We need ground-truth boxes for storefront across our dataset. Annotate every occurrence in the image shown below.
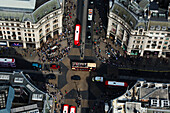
[130,50,139,56]
[26,43,35,48]
[10,42,23,47]
[143,51,159,57]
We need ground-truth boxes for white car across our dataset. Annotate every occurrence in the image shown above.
[92,76,103,82]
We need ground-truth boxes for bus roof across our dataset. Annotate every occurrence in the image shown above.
[87,63,96,67]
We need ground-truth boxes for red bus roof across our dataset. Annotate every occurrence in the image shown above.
[70,106,76,113]
[74,24,81,46]
[63,104,69,113]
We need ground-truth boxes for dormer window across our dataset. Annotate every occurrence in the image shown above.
[130,21,133,26]
[115,9,119,14]
[123,14,127,19]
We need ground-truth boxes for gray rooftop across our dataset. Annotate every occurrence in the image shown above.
[0,0,36,12]
[111,1,138,28]
[0,0,61,23]
[139,88,169,100]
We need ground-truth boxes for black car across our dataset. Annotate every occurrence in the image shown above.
[89,0,94,5]
[46,74,56,79]
[71,75,81,80]
[87,32,91,39]
[87,21,91,28]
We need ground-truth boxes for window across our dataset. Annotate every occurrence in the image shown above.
[17,28,20,31]
[33,38,35,42]
[12,28,15,30]
[7,31,10,34]
[150,32,153,34]
[166,38,169,40]
[16,24,19,27]
[140,45,142,48]
[160,37,163,40]
[33,34,35,37]
[149,37,152,39]
[157,46,161,49]
[164,42,168,45]
[133,40,135,43]
[156,33,159,35]
[18,32,21,35]
[148,41,151,43]
[146,45,150,48]
[159,41,162,44]
[13,37,16,40]
[29,38,31,42]
[25,33,27,36]
[8,36,11,39]
[25,38,27,41]
[161,33,165,35]
[11,23,14,26]
[32,30,34,32]
[53,19,58,24]
[6,23,9,26]
[138,37,141,39]
[137,41,140,43]
[154,37,158,39]
[134,37,136,39]
[18,36,21,40]
[142,41,143,43]
[163,46,167,49]
[39,29,42,33]
[28,34,31,36]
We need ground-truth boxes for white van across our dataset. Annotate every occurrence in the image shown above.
[92,76,103,82]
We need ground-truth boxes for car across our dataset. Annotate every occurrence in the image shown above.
[71,75,81,80]
[89,0,94,5]
[105,103,109,112]
[87,32,91,39]
[32,62,42,69]
[92,76,103,82]
[87,21,91,28]
[46,74,56,79]
[50,64,60,69]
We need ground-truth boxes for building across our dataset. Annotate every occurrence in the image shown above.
[0,71,51,113]
[107,0,170,57]
[111,80,170,113]
[0,0,63,49]
[0,86,14,113]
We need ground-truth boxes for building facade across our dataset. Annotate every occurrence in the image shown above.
[111,80,170,113]
[107,0,170,57]
[0,0,63,49]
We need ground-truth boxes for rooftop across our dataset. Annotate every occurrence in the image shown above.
[111,1,138,28]
[0,0,61,23]
[139,88,169,100]
[0,0,36,12]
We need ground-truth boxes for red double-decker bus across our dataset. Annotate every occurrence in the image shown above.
[74,24,81,46]
[63,104,69,113]
[71,62,96,71]
[70,106,76,113]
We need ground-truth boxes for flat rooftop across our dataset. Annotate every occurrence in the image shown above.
[0,0,36,10]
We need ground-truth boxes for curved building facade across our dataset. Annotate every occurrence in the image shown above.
[0,0,63,48]
[107,0,170,57]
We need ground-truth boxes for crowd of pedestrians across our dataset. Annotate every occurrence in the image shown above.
[46,82,64,112]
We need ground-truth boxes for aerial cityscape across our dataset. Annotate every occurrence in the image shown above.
[0,0,170,113]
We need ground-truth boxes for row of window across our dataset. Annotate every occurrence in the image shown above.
[150,32,167,35]
[1,23,20,27]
